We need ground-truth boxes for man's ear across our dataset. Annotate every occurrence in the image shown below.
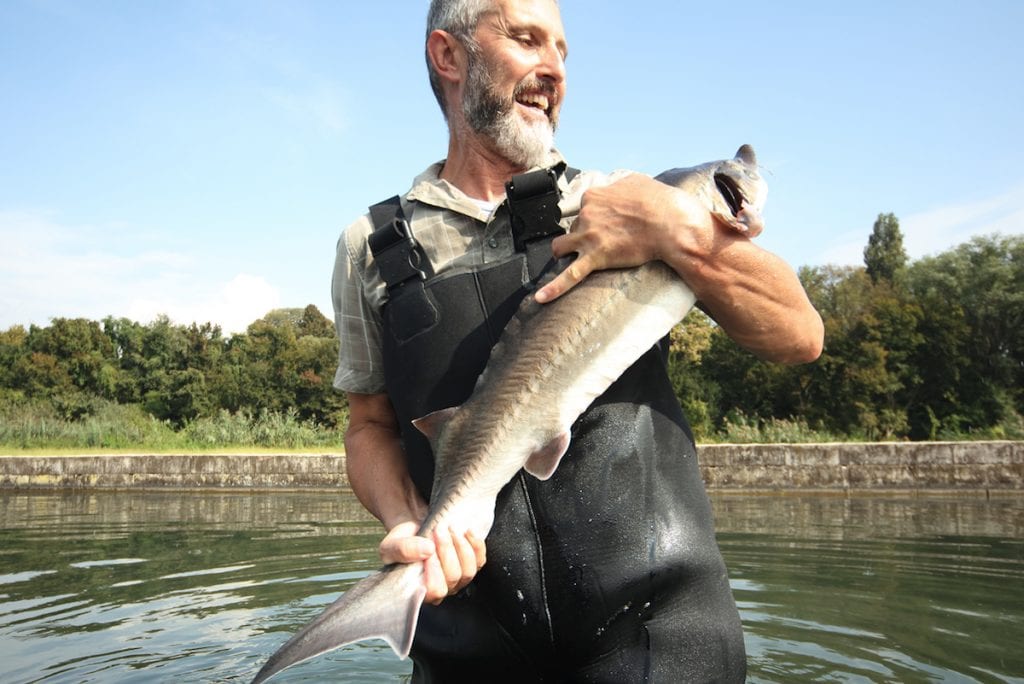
[426,30,466,87]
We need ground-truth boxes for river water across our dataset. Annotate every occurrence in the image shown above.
[1,490,1021,682]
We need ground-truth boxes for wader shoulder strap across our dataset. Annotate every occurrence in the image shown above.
[367,195,438,338]
[369,162,580,288]
[506,163,580,276]
[367,195,434,291]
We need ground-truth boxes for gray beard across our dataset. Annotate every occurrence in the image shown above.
[462,55,556,169]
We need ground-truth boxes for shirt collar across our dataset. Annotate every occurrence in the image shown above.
[406,151,569,222]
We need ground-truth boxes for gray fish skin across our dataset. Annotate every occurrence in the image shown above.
[250,146,766,683]
[655,143,767,237]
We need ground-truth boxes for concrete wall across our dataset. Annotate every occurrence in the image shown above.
[699,441,1022,491]
[0,454,349,489]
[0,441,1021,490]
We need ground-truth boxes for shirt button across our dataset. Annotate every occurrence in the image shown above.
[487,238,499,248]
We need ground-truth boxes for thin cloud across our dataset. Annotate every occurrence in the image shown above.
[901,184,1024,259]
[202,21,349,137]
[811,182,1024,266]
[262,83,347,135]
[128,273,281,334]
[0,210,280,333]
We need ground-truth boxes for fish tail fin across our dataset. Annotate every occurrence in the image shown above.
[251,562,425,683]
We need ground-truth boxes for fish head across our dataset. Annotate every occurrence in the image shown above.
[655,144,768,237]
[711,144,767,236]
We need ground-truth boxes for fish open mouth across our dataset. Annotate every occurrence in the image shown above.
[714,173,745,216]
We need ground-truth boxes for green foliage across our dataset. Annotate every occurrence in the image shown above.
[0,305,348,450]
[666,310,719,439]
[906,235,1023,433]
[180,408,343,449]
[1,228,1021,448]
[864,212,907,283]
[0,398,342,451]
[0,397,177,449]
[664,228,1022,443]
[713,411,843,444]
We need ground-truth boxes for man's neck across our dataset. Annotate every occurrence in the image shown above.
[438,126,527,202]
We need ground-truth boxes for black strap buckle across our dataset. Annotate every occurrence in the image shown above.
[368,196,433,290]
[507,162,567,253]
[369,217,429,287]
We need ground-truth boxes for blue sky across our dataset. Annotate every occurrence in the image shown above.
[2,0,1022,333]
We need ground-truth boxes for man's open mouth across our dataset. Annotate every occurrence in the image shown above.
[513,79,557,121]
[517,92,550,116]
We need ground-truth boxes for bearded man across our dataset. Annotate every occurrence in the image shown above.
[331,0,823,681]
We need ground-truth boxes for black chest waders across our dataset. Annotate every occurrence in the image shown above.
[368,166,746,683]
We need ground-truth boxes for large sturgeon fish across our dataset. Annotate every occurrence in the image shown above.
[251,145,767,683]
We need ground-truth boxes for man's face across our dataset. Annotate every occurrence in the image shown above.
[461,0,567,169]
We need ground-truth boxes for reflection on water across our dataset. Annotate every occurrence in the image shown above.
[715,496,1024,683]
[0,490,1021,682]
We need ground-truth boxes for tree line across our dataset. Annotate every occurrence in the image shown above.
[0,305,347,446]
[0,219,1021,445]
[671,218,1022,441]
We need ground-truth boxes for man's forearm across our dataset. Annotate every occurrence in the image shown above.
[345,393,428,531]
[666,217,824,365]
[544,175,823,365]
[344,392,486,601]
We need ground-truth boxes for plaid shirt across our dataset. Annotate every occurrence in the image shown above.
[331,158,627,394]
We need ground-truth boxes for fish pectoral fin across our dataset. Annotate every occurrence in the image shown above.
[523,432,571,480]
[251,562,426,683]
[412,407,459,442]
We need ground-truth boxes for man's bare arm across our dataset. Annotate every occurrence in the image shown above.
[538,174,823,364]
[345,392,428,530]
[345,392,486,603]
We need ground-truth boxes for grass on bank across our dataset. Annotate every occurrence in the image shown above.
[1,399,1020,453]
[0,400,343,452]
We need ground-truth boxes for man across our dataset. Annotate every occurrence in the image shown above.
[332,0,823,680]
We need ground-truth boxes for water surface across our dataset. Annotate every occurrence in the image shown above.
[1,491,1021,682]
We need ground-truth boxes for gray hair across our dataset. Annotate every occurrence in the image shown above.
[425,0,493,118]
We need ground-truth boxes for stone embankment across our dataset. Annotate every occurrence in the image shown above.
[699,441,1021,491]
[0,441,1020,491]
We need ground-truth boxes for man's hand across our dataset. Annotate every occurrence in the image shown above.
[536,174,716,303]
[379,521,487,605]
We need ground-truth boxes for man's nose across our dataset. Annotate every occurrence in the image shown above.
[537,42,566,84]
